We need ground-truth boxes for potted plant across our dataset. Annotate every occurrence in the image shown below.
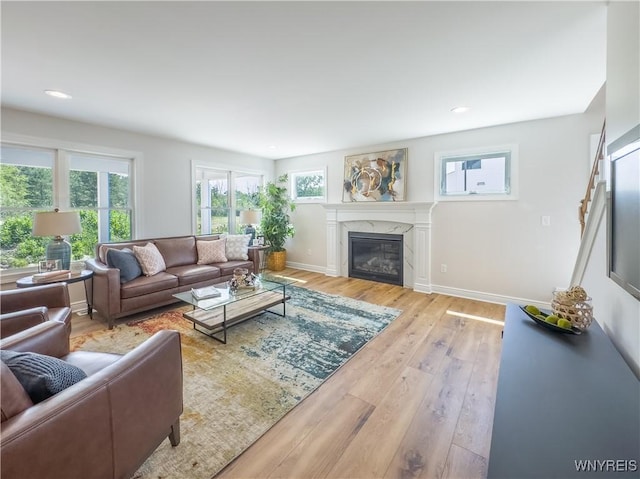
[259,174,295,271]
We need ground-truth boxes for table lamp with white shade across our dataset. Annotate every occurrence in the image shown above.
[32,209,82,270]
[239,209,260,241]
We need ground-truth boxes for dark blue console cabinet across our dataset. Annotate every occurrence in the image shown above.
[488,303,639,478]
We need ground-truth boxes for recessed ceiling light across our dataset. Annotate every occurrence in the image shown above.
[451,106,470,113]
[268,145,277,150]
[44,89,72,99]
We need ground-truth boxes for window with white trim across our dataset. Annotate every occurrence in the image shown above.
[1,143,134,271]
[290,168,326,203]
[435,145,518,201]
[194,167,262,235]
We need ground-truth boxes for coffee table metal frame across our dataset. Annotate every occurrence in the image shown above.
[173,275,292,344]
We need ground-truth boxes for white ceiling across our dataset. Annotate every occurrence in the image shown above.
[1,1,607,160]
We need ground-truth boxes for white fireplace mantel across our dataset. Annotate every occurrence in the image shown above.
[322,202,436,293]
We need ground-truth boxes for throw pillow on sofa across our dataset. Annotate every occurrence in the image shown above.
[222,234,251,260]
[196,238,227,264]
[107,248,142,283]
[133,242,166,276]
[0,350,87,404]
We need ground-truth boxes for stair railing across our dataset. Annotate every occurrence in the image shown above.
[579,120,606,237]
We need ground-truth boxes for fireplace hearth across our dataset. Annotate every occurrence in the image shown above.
[348,232,403,286]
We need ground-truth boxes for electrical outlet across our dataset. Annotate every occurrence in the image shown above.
[307,249,312,256]
[441,264,447,273]
[541,215,551,227]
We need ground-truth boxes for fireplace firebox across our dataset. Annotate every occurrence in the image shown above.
[348,232,403,286]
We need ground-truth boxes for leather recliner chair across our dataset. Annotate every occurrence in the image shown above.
[0,283,72,339]
[0,318,183,479]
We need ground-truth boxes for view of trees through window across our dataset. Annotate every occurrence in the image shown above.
[195,168,262,235]
[1,144,133,270]
[291,170,325,201]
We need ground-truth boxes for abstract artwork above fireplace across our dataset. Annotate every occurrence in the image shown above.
[342,148,407,202]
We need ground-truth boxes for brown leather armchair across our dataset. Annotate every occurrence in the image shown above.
[0,319,183,479]
[0,283,72,339]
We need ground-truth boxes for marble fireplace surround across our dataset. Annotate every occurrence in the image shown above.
[322,202,436,293]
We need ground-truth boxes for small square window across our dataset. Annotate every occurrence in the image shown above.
[290,168,327,203]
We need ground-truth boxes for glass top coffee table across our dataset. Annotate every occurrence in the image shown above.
[173,274,293,344]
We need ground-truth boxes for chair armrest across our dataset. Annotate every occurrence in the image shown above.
[0,330,183,479]
[93,330,183,477]
[0,307,48,339]
[0,283,70,314]
[85,258,122,322]
[0,321,70,358]
[0,371,116,478]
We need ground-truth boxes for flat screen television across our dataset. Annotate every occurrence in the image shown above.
[607,124,640,300]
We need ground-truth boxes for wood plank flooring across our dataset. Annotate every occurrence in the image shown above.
[70,269,505,479]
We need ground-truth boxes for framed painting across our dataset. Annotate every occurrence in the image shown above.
[343,148,407,202]
[39,259,61,273]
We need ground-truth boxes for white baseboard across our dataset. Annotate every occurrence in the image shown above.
[431,284,551,310]
[70,300,90,316]
[285,264,550,310]
[284,261,327,274]
[413,282,433,294]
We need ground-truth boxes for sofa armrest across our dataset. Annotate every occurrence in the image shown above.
[0,321,70,358]
[85,258,122,326]
[0,283,70,314]
[247,247,260,274]
[0,307,48,339]
[0,330,183,479]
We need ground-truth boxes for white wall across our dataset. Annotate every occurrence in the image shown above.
[1,107,273,238]
[581,210,639,378]
[605,2,640,146]
[1,107,273,307]
[580,1,640,378]
[277,110,603,306]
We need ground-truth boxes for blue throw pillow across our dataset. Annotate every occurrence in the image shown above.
[107,248,142,283]
[0,350,87,404]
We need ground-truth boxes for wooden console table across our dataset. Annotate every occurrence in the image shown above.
[488,303,639,478]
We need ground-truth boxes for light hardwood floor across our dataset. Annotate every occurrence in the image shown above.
[71,269,506,479]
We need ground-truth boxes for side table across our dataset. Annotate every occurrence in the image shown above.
[16,269,94,319]
[248,245,270,273]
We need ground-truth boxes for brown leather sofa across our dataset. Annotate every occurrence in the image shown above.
[0,319,183,479]
[86,234,259,329]
[0,283,72,339]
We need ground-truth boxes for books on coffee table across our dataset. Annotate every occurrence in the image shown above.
[191,286,222,300]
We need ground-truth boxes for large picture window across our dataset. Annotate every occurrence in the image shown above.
[1,142,134,271]
[69,153,133,252]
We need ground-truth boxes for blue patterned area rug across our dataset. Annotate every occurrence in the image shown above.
[71,285,401,479]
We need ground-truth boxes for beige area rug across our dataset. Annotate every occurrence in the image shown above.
[71,285,401,479]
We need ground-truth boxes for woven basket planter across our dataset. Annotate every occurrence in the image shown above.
[266,250,287,271]
[551,289,594,331]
